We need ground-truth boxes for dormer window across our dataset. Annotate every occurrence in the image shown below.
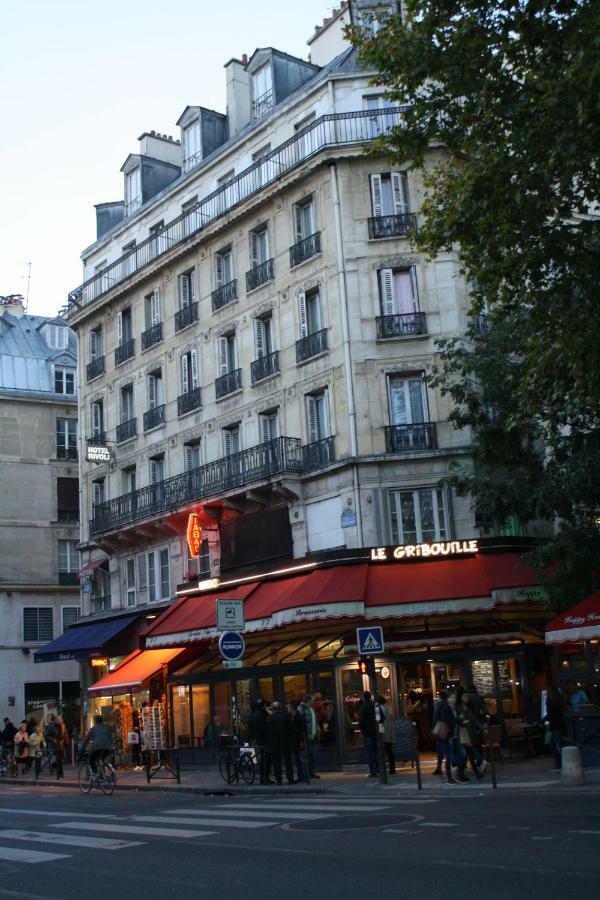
[125,168,142,216]
[44,323,68,350]
[183,120,202,172]
[252,65,273,119]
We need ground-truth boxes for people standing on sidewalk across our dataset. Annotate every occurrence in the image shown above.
[1,718,17,748]
[376,695,396,775]
[465,683,488,722]
[28,725,45,780]
[544,686,566,770]
[432,691,449,776]
[457,694,487,780]
[14,722,30,775]
[438,692,467,784]
[566,680,589,712]
[289,701,306,782]
[265,701,294,785]
[54,714,68,779]
[358,691,379,777]
[299,695,320,779]
[249,699,271,784]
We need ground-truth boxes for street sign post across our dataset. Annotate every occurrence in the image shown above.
[356,626,385,655]
[216,598,245,632]
[218,631,245,662]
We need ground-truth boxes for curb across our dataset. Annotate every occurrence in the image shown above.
[0,777,334,797]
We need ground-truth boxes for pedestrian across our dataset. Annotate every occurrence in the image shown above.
[439,692,466,785]
[358,690,379,777]
[376,695,396,775]
[265,701,294,785]
[457,694,487,779]
[130,709,143,770]
[249,699,271,784]
[566,680,589,712]
[1,717,17,748]
[54,714,68,779]
[289,701,306,782]
[14,722,30,775]
[431,691,449,776]
[544,686,566,770]
[465,683,488,722]
[44,714,61,776]
[299,695,320,779]
[203,715,227,749]
[28,725,45,780]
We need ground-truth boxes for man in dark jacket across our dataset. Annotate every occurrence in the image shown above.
[290,701,307,782]
[248,699,271,784]
[81,716,114,773]
[265,701,294,785]
[1,718,17,747]
[358,691,379,777]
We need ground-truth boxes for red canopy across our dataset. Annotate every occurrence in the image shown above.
[87,648,184,696]
[545,590,600,645]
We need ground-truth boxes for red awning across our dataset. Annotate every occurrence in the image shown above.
[545,590,600,645]
[78,557,109,579]
[87,648,183,696]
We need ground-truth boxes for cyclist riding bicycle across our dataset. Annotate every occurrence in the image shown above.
[81,715,114,773]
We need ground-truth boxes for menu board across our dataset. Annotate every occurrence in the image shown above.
[142,703,166,750]
[471,660,495,697]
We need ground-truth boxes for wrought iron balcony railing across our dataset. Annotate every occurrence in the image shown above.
[143,405,166,431]
[470,314,489,336]
[115,338,135,366]
[175,302,199,332]
[302,436,335,472]
[368,213,417,239]
[212,279,237,311]
[59,572,79,586]
[296,328,328,363]
[385,423,437,453]
[246,259,274,293]
[57,447,78,461]
[90,436,304,535]
[376,312,427,339]
[215,368,242,399]
[88,432,107,446]
[67,106,407,316]
[90,595,112,613]
[116,417,137,443]
[86,356,105,381]
[290,231,321,268]
[251,350,279,384]
[252,89,274,119]
[178,387,202,416]
[57,510,79,523]
[141,322,163,351]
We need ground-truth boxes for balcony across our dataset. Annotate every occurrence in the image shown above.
[143,405,166,431]
[116,417,137,443]
[178,387,202,416]
[57,447,78,461]
[175,302,199,332]
[141,322,163,351]
[376,312,427,339]
[86,356,105,382]
[90,436,304,535]
[88,432,107,446]
[246,259,274,293]
[212,279,237,312]
[67,106,408,316]
[252,89,273,119]
[302,436,335,472]
[296,328,328,363]
[58,572,78,586]
[368,213,417,240]
[290,231,321,268]
[470,314,489,336]
[115,338,135,366]
[385,423,437,453]
[251,351,279,384]
[215,368,242,399]
[57,510,79,524]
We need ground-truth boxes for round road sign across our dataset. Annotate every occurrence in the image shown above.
[218,631,245,661]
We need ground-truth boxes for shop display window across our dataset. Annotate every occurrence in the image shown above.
[173,686,191,748]
[283,674,307,704]
[192,685,210,746]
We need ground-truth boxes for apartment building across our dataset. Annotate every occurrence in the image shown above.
[0,295,80,723]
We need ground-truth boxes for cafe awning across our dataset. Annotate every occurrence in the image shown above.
[545,590,600,645]
[87,648,184,696]
[34,614,139,663]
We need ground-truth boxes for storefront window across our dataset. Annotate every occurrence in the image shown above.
[376,664,393,708]
[497,657,523,716]
[559,649,588,672]
[308,672,337,749]
[235,680,253,742]
[341,668,365,750]
[257,677,274,703]
[283,674,307,704]
[192,685,209,746]
[172,686,191,748]
[213,682,232,739]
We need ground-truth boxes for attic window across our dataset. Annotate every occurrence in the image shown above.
[252,65,273,119]
[45,323,68,350]
[183,120,202,172]
[125,168,142,216]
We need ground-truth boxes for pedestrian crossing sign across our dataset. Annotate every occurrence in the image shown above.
[356,626,384,655]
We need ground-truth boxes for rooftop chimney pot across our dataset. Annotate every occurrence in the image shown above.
[241,52,248,64]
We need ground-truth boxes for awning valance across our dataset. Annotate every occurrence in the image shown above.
[78,557,109,579]
[87,648,184,696]
[545,590,600,645]
[34,614,139,663]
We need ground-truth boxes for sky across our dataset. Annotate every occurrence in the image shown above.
[0,0,339,318]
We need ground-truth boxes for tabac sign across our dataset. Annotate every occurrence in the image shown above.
[186,513,203,558]
[370,539,479,562]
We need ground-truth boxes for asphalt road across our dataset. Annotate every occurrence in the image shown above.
[0,782,597,900]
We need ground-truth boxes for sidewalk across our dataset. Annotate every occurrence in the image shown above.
[2,756,599,796]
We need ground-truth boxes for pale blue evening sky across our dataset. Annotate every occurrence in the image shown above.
[0,0,339,317]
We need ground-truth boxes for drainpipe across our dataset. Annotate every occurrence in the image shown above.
[329,161,364,547]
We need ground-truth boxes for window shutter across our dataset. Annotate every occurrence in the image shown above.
[409,267,419,310]
[189,270,196,303]
[370,174,383,217]
[294,204,304,241]
[392,172,409,215]
[137,553,147,590]
[180,274,190,309]
[184,444,195,471]
[92,402,102,435]
[250,231,258,268]
[90,330,98,359]
[380,268,395,316]
[254,318,265,358]
[321,389,330,438]
[259,415,271,444]
[150,458,160,483]
[147,374,157,410]
[306,395,318,443]
[298,291,308,338]
[215,253,224,287]
[190,349,199,389]
[151,289,161,325]
[223,429,232,456]
[218,336,229,376]
[117,311,123,347]
[181,354,190,394]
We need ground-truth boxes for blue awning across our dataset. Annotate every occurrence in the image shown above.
[34,615,139,663]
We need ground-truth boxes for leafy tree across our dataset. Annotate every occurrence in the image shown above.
[349,0,600,608]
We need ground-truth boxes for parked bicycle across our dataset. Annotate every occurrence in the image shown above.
[37,748,57,777]
[218,742,257,785]
[78,751,116,795]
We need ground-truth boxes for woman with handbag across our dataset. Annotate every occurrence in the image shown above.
[431,691,449,776]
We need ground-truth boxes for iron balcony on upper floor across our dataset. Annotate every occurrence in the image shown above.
[290,231,321,268]
[175,302,199,332]
[212,279,238,312]
[116,417,137,443]
[251,350,279,384]
[66,106,408,316]
[384,422,437,453]
[141,322,163,351]
[368,213,417,240]
[246,259,274,293]
[86,356,105,382]
[296,328,328,363]
[376,312,427,339]
[115,338,135,366]
[178,386,202,416]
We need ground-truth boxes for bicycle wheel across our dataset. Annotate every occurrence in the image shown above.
[240,756,256,785]
[218,752,235,784]
[79,763,93,793]
[98,764,116,796]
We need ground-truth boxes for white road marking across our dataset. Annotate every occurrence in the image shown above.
[455,833,479,838]
[0,829,141,850]
[131,815,277,829]
[531,837,553,841]
[418,822,457,827]
[52,821,215,838]
[0,808,114,819]
[0,846,69,863]
[569,830,600,835]
[161,809,328,821]
[213,802,387,812]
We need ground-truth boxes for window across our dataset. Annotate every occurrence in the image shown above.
[183,120,202,171]
[54,367,75,395]
[249,225,269,267]
[217,333,237,376]
[122,240,137,276]
[388,374,426,426]
[186,541,210,579]
[91,399,104,437]
[215,247,234,286]
[89,326,103,360]
[389,488,448,544]
[182,195,201,237]
[254,314,274,359]
[56,419,77,460]
[58,540,79,574]
[306,390,330,443]
[365,95,396,137]
[125,557,137,607]
[62,607,79,632]
[123,466,136,493]
[92,477,105,506]
[120,384,134,422]
[379,268,419,316]
[295,113,317,160]
[23,608,53,643]
[125,168,142,215]
[149,454,165,484]
[298,287,323,337]
[370,172,409,218]
[184,440,201,471]
[147,370,164,409]
[252,145,272,189]
[57,477,79,523]
[45,324,68,350]
[252,65,273,118]
[294,197,316,243]
[259,409,279,443]
[117,307,133,346]
[179,269,196,309]
[149,220,167,257]
[147,548,170,603]
[144,289,161,329]
[180,349,200,395]
[223,424,241,456]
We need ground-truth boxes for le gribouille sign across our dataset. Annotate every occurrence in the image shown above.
[370,539,479,562]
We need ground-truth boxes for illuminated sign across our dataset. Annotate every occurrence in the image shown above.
[90,656,109,668]
[86,445,111,463]
[370,539,479,562]
[186,513,203,558]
